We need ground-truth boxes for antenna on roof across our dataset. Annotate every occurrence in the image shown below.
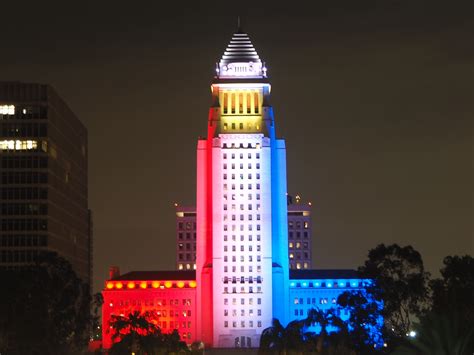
[237,15,242,32]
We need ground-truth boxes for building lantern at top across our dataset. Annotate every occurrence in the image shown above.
[216,29,267,79]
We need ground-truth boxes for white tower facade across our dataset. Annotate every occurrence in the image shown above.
[196,29,290,348]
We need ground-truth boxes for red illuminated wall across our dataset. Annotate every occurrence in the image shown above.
[102,279,197,349]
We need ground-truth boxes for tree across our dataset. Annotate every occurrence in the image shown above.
[430,255,474,324]
[110,311,189,354]
[337,290,384,353]
[259,318,307,354]
[0,252,93,354]
[359,244,430,338]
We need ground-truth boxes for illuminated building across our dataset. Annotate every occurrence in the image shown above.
[175,205,196,271]
[102,268,196,349]
[102,27,382,349]
[0,82,92,285]
[287,195,313,270]
[175,198,312,271]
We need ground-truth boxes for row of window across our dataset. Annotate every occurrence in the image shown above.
[1,123,48,137]
[155,309,192,317]
[177,243,195,251]
[290,262,310,269]
[155,321,192,330]
[224,203,261,211]
[0,106,47,120]
[1,156,48,169]
[224,309,261,317]
[177,263,196,270]
[177,253,195,261]
[223,193,260,201]
[289,231,310,239]
[223,122,261,131]
[223,276,263,284]
[223,183,261,191]
[223,255,262,262]
[224,320,262,328]
[223,173,260,180]
[0,219,48,231]
[289,252,310,260]
[1,172,48,184]
[177,222,195,231]
[0,234,48,247]
[289,242,309,249]
[223,214,261,221]
[0,249,42,263]
[224,297,261,305]
[288,221,309,229]
[223,244,261,252]
[223,234,261,242]
[111,298,192,307]
[224,265,262,273]
[221,142,261,149]
[294,297,337,305]
[0,187,48,200]
[177,232,196,240]
[223,163,260,170]
[223,286,262,294]
[1,203,48,215]
[223,152,260,160]
[223,224,261,232]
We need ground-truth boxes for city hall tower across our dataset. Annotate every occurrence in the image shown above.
[196,28,290,347]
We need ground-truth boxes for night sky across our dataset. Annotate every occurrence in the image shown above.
[1,1,472,293]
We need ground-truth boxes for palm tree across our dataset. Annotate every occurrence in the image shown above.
[259,318,307,354]
[305,308,335,353]
[109,310,161,354]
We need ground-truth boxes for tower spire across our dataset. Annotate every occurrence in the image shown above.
[237,15,242,33]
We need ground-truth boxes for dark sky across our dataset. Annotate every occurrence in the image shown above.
[2,1,472,293]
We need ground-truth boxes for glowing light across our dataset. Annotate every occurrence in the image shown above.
[109,303,113,307]
[177,281,185,288]
[152,281,160,288]
[127,282,135,289]
[164,281,173,288]
[106,282,114,289]
[0,140,38,151]
[0,105,15,115]
[189,281,197,288]
[115,282,123,289]
[302,282,307,287]
[308,202,312,206]
[139,282,147,289]
[408,331,417,338]
[315,282,320,287]
[327,282,332,288]
[290,282,296,287]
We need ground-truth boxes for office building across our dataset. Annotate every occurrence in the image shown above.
[0,82,92,285]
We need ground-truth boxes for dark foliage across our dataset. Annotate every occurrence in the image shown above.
[337,290,384,353]
[358,244,430,338]
[109,311,189,354]
[430,255,474,325]
[0,252,93,355]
